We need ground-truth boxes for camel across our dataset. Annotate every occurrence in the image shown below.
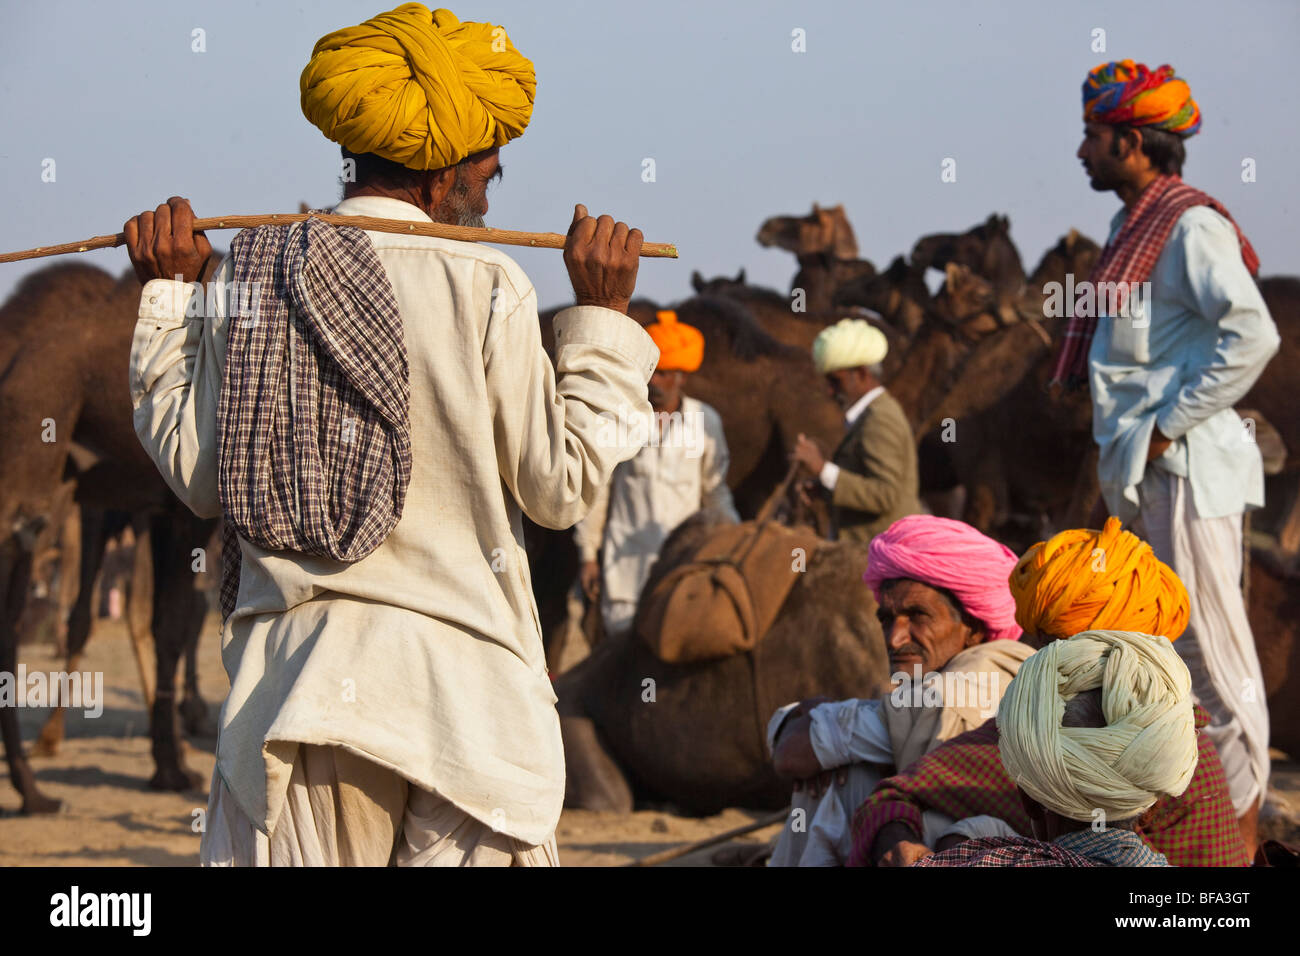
[555,510,889,813]
[0,262,217,813]
[833,254,933,342]
[755,204,877,313]
[910,213,1027,320]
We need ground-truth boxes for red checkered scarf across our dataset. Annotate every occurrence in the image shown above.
[1050,174,1260,389]
[912,836,1100,867]
[847,707,1250,867]
[217,218,412,619]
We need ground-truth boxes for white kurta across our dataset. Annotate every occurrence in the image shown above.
[572,394,737,634]
[766,638,1033,866]
[128,195,659,848]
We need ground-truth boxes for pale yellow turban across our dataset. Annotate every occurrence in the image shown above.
[998,630,1198,823]
[300,4,536,171]
[812,318,888,375]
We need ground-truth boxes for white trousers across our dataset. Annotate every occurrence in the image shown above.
[199,744,559,867]
[1134,468,1270,814]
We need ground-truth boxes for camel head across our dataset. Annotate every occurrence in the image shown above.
[690,268,747,296]
[911,214,1025,290]
[757,204,858,260]
[929,263,1003,343]
[1027,230,1102,290]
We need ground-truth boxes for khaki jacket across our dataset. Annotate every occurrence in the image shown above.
[828,389,921,544]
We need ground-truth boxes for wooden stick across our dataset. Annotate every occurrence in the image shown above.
[624,808,790,867]
[0,213,678,265]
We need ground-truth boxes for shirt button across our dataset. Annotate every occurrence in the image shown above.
[149,296,158,305]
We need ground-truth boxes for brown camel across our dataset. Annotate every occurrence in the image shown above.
[688,271,908,381]
[0,262,216,813]
[555,510,889,813]
[910,213,1027,319]
[755,204,877,313]
[833,254,933,342]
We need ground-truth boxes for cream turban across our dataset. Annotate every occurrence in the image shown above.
[997,629,1197,823]
[300,4,536,171]
[812,318,888,375]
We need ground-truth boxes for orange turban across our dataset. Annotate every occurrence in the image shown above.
[1009,517,1189,642]
[646,310,704,372]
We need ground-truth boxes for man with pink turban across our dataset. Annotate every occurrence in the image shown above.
[766,515,1032,866]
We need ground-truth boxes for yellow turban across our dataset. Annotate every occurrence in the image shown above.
[998,629,1198,822]
[812,318,888,375]
[1009,517,1189,643]
[647,311,704,372]
[300,4,536,171]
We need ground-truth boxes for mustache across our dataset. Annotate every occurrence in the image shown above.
[889,644,926,661]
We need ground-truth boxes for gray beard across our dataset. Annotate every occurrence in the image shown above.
[447,186,484,229]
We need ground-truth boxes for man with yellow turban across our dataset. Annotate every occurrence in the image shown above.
[575,309,738,639]
[1054,59,1276,833]
[851,519,1248,866]
[792,318,920,544]
[123,4,660,866]
[915,630,1197,866]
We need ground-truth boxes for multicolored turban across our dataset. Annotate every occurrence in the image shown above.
[812,318,889,375]
[1083,60,1201,136]
[647,311,704,372]
[998,629,1198,822]
[1009,517,1189,643]
[863,515,1023,642]
[300,4,536,171]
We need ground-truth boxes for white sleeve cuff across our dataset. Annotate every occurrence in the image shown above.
[819,461,840,491]
[766,703,800,756]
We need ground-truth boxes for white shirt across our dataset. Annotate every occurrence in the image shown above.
[1089,206,1279,520]
[572,395,738,612]
[818,385,885,491]
[128,195,659,844]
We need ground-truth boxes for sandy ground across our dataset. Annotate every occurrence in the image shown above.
[1,612,1294,866]
[0,614,785,866]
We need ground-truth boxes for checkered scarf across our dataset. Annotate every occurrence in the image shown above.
[912,829,1167,867]
[1050,174,1259,389]
[216,217,411,619]
[847,706,1249,867]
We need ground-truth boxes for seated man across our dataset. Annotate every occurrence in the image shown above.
[915,629,1198,867]
[851,518,1248,867]
[767,515,1033,867]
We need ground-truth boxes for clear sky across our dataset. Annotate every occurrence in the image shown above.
[1,0,1296,311]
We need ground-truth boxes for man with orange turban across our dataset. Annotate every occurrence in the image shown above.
[1054,59,1276,831]
[123,4,659,866]
[792,318,920,544]
[575,309,738,639]
[850,519,1248,867]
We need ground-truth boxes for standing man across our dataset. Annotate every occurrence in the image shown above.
[792,318,920,543]
[126,4,660,866]
[1054,60,1278,845]
[575,310,738,639]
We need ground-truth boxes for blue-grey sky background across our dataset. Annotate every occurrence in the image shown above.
[1,0,1296,311]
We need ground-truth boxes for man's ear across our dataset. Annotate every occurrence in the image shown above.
[424,166,457,211]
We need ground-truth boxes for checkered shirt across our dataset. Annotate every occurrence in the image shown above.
[848,706,1248,867]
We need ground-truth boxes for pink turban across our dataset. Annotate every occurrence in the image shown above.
[862,515,1023,642]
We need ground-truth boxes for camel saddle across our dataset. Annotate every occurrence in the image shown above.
[635,518,822,664]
